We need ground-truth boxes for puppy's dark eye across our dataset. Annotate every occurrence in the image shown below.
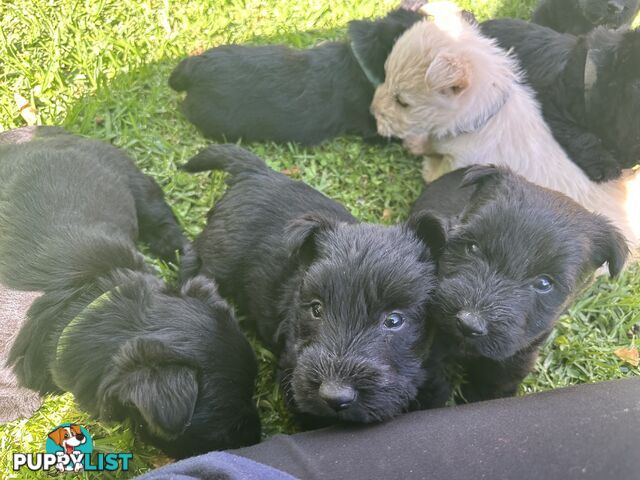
[465,242,480,255]
[310,301,323,319]
[533,275,554,293]
[383,312,405,330]
[395,94,409,108]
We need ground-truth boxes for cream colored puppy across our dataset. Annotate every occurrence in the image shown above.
[371,2,639,253]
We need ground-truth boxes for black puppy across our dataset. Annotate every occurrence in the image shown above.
[169,8,421,145]
[0,126,186,261]
[532,0,639,34]
[181,144,446,423]
[411,166,628,402]
[0,127,260,458]
[481,20,640,182]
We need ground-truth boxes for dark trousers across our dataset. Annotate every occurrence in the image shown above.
[139,378,640,480]
[233,377,640,480]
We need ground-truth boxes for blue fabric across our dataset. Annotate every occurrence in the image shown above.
[135,451,299,480]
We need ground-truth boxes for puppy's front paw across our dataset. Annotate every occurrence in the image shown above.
[147,228,187,263]
[403,136,429,156]
[581,151,621,183]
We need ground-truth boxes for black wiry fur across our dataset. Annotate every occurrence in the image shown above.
[0,127,260,458]
[0,126,186,262]
[169,8,421,145]
[532,0,639,34]
[181,144,446,424]
[411,166,628,402]
[482,20,640,182]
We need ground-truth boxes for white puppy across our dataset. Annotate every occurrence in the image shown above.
[371,2,639,253]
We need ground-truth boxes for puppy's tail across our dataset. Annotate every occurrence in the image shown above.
[169,57,194,92]
[180,144,268,176]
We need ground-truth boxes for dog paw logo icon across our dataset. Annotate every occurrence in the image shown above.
[45,423,93,473]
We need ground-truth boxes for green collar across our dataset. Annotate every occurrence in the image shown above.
[350,42,382,87]
[55,288,117,364]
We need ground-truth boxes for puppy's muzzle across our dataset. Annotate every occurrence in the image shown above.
[373,112,394,138]
[456,310,488,337]
[319,381,357,411]
[371,92,394,137]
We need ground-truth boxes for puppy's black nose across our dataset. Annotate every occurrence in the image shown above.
[75,433,84,441]
[319,382,356,411]
[456,311,488,337]
[607,0,624,14]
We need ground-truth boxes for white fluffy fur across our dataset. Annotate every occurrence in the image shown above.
[371,4,639,252]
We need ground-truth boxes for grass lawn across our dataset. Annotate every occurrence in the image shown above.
[1,0,638,477]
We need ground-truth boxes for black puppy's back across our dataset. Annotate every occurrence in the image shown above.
[1,129,261,457]
[532,0,591,34]
[0,127,186,263]
[481,19,640,180]
[481,19,575,86]
[0,131,140,292]
[169,8,422,145]
[532,0,639,34]
[183,145,355,325]
[170,43,374,145]
[182,144,355,337]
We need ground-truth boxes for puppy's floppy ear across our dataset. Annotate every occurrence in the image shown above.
[425,52,470,96]
[181,275,238,326]
[459,164,504,189]
[348,19,386,83]
[100,338,198,439]
[349,10,420,84]
[284,213,338,266]
[589,218,629,277]
[181,274,223,307]
[406,212,447,258]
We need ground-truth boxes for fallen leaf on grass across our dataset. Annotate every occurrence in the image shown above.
[382,208,393,222]
[14,93,38,125]
[614,346,639,367]
[281,166,302,176]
